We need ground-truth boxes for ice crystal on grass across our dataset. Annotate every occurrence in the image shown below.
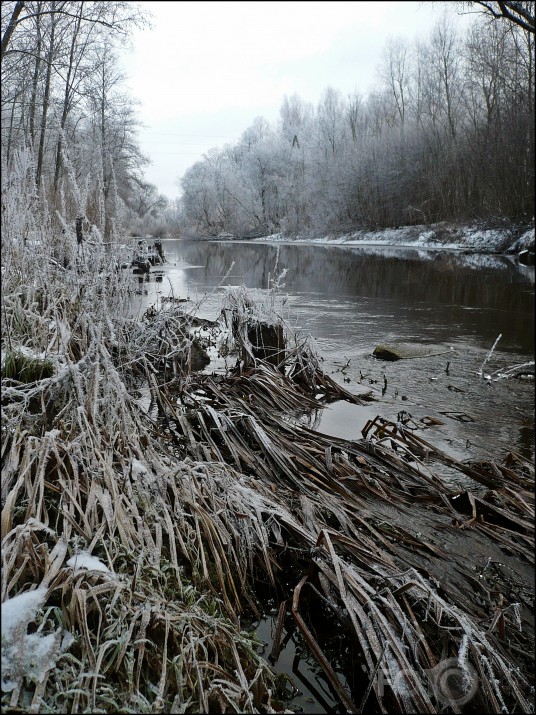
[478,333,502,378]
[457,633,473,691]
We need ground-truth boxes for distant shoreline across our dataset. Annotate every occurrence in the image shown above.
[159,221,536,257]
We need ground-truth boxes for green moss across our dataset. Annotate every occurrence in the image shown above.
[2,350,54,383]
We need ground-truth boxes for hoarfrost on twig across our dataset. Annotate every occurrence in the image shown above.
[478,334,501,378]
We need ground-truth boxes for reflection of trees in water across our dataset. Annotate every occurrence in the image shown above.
[173,240,534,351]
[291,600,356,711]
[178,241,531,307]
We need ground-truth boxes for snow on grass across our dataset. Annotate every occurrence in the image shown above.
[1,587,73,692]
[130,457,148,478]
[1,588,48,642]
[1,346,48,369]
[66,551,111,573]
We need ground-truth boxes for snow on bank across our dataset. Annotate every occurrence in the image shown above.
[509,226,535,252]
[253,222,535,254]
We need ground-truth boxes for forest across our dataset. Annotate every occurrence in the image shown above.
[179,8,535,237]
[2,2,534,240]
[1,0,173,242]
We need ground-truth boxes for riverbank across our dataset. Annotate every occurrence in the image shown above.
[2,236,534,714]
[250,221,535,257]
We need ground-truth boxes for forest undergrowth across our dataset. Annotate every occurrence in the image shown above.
[1,153,534,714]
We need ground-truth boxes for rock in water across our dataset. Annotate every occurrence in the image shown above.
[373,343,451,361]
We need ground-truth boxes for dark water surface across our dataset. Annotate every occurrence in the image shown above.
[136,239,534,468]
[134,238,534,712]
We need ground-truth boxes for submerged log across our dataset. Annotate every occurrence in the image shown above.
[373,342,452,361]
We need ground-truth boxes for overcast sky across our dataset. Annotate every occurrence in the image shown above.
[121,1,471,202]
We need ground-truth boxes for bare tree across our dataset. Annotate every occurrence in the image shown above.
[2,0,155,245]
[1,0,26,59]
[380,37,410,127]
[35,0,57,187]
[1,0,145,58]
[461,1,535,34]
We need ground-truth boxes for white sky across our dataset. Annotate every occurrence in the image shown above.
[121,1,472,202]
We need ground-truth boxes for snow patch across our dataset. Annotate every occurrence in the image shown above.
[1,588,48,641]
[1,588,73,691]
[252,222,535,256]
[131,458,148,478]
[66,551,111,573]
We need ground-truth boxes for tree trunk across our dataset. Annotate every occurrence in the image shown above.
[5,97,17,166]
[76,216,83,244]
[1,0,25,60]
[36,1,56,188]
[29,2,42,146]
[54,2,84,192]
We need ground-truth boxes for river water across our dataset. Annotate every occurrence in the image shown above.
[135,238,534,468]
[132,237,534,713]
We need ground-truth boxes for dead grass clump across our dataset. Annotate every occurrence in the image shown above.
[1,233,282,712]
[148,306,534,713]
[2,351,55,384]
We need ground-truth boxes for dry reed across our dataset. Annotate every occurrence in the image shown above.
[1,212,534,714]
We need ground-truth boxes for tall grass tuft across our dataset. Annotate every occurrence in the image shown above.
[1,151,279,713]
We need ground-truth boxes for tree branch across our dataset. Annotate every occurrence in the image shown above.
[1,2,141,59]
[15,9,126,33]
[473,1,535,33]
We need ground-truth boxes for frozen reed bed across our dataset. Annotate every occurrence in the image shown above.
[1,229,534,714]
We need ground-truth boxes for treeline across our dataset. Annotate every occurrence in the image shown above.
[1,1,171,242]
[179,12,535,237]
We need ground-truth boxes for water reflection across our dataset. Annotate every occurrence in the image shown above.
[256,615,347,714]
[172,240,534,353]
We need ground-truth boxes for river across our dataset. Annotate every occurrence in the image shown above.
[132,237,534,712]
[134,238,534,468]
